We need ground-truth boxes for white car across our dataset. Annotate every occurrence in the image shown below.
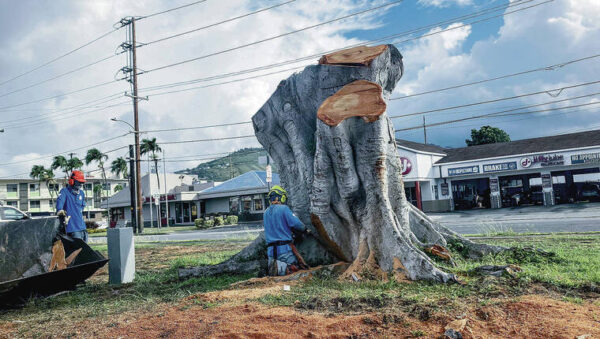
[0,206,30,222]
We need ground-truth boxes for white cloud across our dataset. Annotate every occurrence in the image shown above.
[390,0,600,146]
[418,0,473,8]
[0,0,392,176]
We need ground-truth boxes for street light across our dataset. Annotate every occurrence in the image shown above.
[110,117,135,132]
[110,117,143,234]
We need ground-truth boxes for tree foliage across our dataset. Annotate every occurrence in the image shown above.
[465,125,511,146]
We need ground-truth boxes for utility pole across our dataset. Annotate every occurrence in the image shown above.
[128,145,138,232]
[422,116,428,145]
[119,16,145,234]
[163,150,169,227]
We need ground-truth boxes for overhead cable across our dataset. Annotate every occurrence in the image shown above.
[140,0,296,47]
[141,0,403,74]
[137,0,209,20]
[0,28,121,88]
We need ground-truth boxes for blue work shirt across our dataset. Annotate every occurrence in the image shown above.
[56,187,87,233]
[263,204,305,257]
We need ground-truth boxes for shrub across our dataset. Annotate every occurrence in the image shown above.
[204,220,215,228]
[194,218,205,229]
[88,228,107,234]
[226,215,238,225]
[85,221,100,229]
[214,216,224,226]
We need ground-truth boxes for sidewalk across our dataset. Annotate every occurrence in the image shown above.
[428,202,600,223]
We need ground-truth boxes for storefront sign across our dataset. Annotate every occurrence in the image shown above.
[571,152,600,164]
[490,178,499,193]
[448,165,479,176]
[541,173,552,189]
[520,157,532,168]
[483,162,517,173]
[400,157,412,175]
[532,154,564,167]
[441,183,449,196]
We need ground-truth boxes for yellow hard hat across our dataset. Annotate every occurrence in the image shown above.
[268,185,287,203]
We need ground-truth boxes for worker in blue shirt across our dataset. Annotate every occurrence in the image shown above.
[264,185,309,276]
[56,170,88,242]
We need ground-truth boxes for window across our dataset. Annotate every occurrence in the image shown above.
[253,194,264,211]
[48,183,59,192]
[86,198,93,208]
[241,196,252,212]
[84,183,93,191]
[229,197,239,215]
[30,201,40,209]
[29,183,39,192]
[7,184,17,193]
[102,183,111,191]
[5,201,18,207]
[1,207,27,220]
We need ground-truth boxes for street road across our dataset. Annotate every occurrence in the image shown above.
[89,203,600,244]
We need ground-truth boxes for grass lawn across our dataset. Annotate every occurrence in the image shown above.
[88,225,198,237]
[1,233,599,338]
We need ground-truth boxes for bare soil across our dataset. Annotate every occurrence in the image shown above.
[103,293,600,338]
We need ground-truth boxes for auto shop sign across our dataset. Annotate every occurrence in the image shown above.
[448,165,480,176]
[400,157,412,175]
[520,154,564,168]
[571,152,600,164]
[483,161,517,173]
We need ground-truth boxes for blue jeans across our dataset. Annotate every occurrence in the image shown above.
[68,230,88,243]
[268,251,298,276]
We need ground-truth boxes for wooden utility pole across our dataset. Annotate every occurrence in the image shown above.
[130,17,144,233]
[423,115,427,145]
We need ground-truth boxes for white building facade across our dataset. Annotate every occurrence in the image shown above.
[397,130,600,212]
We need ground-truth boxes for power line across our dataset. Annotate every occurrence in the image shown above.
[0,27,122,88]
[137,0,209,20]
[0,54,123,99]
[137,0,545,94]
[389,79,600,119]
[160,134,257,145]
[0,80,123,111]
[139,121,252,133]
[0,94,125,125]
[140,0,296,47]
[0,133,130,167]
[396,96,600,132]
[391,53,600,101]
[141,0,402,74]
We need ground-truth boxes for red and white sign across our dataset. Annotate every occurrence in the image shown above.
[520,157,532,168]
[400,157,412,176]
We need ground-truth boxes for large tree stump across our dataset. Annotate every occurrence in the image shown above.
[179,44,504,282]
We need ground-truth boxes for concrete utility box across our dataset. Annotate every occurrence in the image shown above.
[107,228,135,284]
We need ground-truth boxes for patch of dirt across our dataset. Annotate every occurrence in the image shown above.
[99,294,600,339]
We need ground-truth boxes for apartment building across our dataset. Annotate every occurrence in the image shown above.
[0,176,128,220]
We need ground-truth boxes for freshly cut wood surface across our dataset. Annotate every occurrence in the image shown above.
[317,80,386,126]
[319,45,388,66]
[48,240,67,272]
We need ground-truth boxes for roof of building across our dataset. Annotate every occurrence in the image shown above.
[395,139,447,154]
[436,130,600,164]
[199,171,280,195]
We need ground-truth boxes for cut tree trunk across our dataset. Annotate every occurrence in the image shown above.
[179,44,505,282]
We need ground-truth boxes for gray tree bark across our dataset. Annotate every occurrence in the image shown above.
[179,44,504,282]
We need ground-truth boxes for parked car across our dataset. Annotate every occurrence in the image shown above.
[580,183,600,201]
[0,206,30,222]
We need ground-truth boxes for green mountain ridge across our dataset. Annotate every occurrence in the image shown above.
[175,147,276,182]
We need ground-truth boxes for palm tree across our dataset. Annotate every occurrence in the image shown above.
[51,155,69,185]
[30,166,58,212]
[114,184,124,193]
[66,157,84,172]
[86,149,109,223]
[141,138,162,193]
[44,168,58,210]
[111,157,128,179]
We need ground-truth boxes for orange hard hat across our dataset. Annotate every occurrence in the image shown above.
[69,170,86,185]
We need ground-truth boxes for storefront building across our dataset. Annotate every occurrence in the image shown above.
[397,130,600,212]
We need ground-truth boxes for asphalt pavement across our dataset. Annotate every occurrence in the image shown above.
[88,203,600,244]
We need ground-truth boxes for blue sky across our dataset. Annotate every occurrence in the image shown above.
[0,0,598,177]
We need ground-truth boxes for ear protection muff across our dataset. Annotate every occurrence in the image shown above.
[69,172,75,186]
